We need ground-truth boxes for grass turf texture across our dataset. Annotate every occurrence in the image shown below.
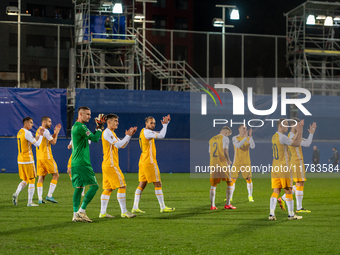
[0,173,339,255]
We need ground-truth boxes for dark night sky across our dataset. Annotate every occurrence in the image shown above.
[193,0,338,35]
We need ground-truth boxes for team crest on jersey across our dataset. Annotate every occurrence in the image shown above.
[86,131,91,136]
[111,136,113,139]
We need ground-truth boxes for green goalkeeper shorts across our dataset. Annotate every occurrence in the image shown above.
[71,165,98,188]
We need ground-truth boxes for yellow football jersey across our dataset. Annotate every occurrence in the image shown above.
[271,132,292,178]
[36,127,53,160]
[17,128,35,164]
[139,128,157,165]
[233,135,251,165]
[102,129,119,168]
[209,134,229,167]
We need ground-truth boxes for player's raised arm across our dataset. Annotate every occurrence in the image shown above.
[144,115,170,139]
[249,129,255,149]
[290,120,304,147]
[301,122,316,147]
[50,123,61,145]
[29,127,44,147]
[233,135,247,148]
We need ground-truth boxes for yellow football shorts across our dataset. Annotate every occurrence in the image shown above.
[37,159,58,176]
[102,166,126,190]
[18,163,36,181]
[139,163,161,183]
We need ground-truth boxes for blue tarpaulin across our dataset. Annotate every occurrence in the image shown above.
[0,88,67,136]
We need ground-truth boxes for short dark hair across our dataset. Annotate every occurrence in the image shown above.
[106,114,118,120]
[41,116,50,123]
[78,106,90,113]
[23,117,33,124]
[277,118,286,127]
[333,147,337,150]
[145,116,155,123]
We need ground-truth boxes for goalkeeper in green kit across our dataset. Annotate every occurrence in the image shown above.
[71,106,106,222]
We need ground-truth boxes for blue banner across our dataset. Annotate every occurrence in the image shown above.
[0,88,67,136]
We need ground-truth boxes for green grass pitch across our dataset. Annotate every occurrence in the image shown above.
[0,173,339,254]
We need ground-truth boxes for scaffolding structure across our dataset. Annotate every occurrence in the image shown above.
[74,0,138,90]
[73,0,205,93]
[285,1,340,95]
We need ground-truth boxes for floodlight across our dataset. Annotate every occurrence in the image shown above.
[6,6,19,15]
[306,14,315,25]
[324,16,333,26]
[213,18,224,27]
[230,9,239,20]
[334,16,340,21]
[113,3,123,14]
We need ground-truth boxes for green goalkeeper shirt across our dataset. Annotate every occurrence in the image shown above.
[71,121,102,167]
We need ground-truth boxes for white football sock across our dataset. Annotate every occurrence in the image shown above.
[15,181,27,195]
[281,194,286,201]
[210,186,216,207]
[286,199,294,216]
[296,190,303,210]
[230,184,235,200]
[133,187,143,210]
[270,197,277,215]
[247,182,253,197]
[155,188,165,210]
[37,185,43,200]
[117,191,127,214]
[100,194,110,215]
[226,185,234,205]
[78,208,85,213]
[28,184,35,204]
[292,185,296,195]
[48,182,57,197]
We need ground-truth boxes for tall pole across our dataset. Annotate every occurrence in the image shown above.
[222,7,225,91]
[17,0,21,88]
[142,1,146,90]
[57,25,60,88]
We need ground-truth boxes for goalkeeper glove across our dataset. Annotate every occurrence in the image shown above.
[95,114,106,130]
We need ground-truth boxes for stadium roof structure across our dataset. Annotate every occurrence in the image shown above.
[284,1,340,17]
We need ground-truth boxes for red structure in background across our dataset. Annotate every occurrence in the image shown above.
[133,0,194,67]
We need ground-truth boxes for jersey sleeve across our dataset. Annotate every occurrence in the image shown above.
[249,136,255,149]
[223,136,229,149]
[233,136,247,148]
[114,135,131,149]
[44,129,53,141]
[301,133,313,147]
[25,130,43,147]
[144,123,168,139]
[78,124,102,142]
[103,129,115,144]
[279,133,293,146]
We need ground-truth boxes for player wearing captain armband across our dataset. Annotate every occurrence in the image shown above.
[99,114,137,219]
[279,118,316,213]
[269,118,304,221]
[132,115,175,213]
[36,116,61,204]
[71,107,106,223]
[209,126,236,210]
[13,117,44,207]
[231,124,256,203]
